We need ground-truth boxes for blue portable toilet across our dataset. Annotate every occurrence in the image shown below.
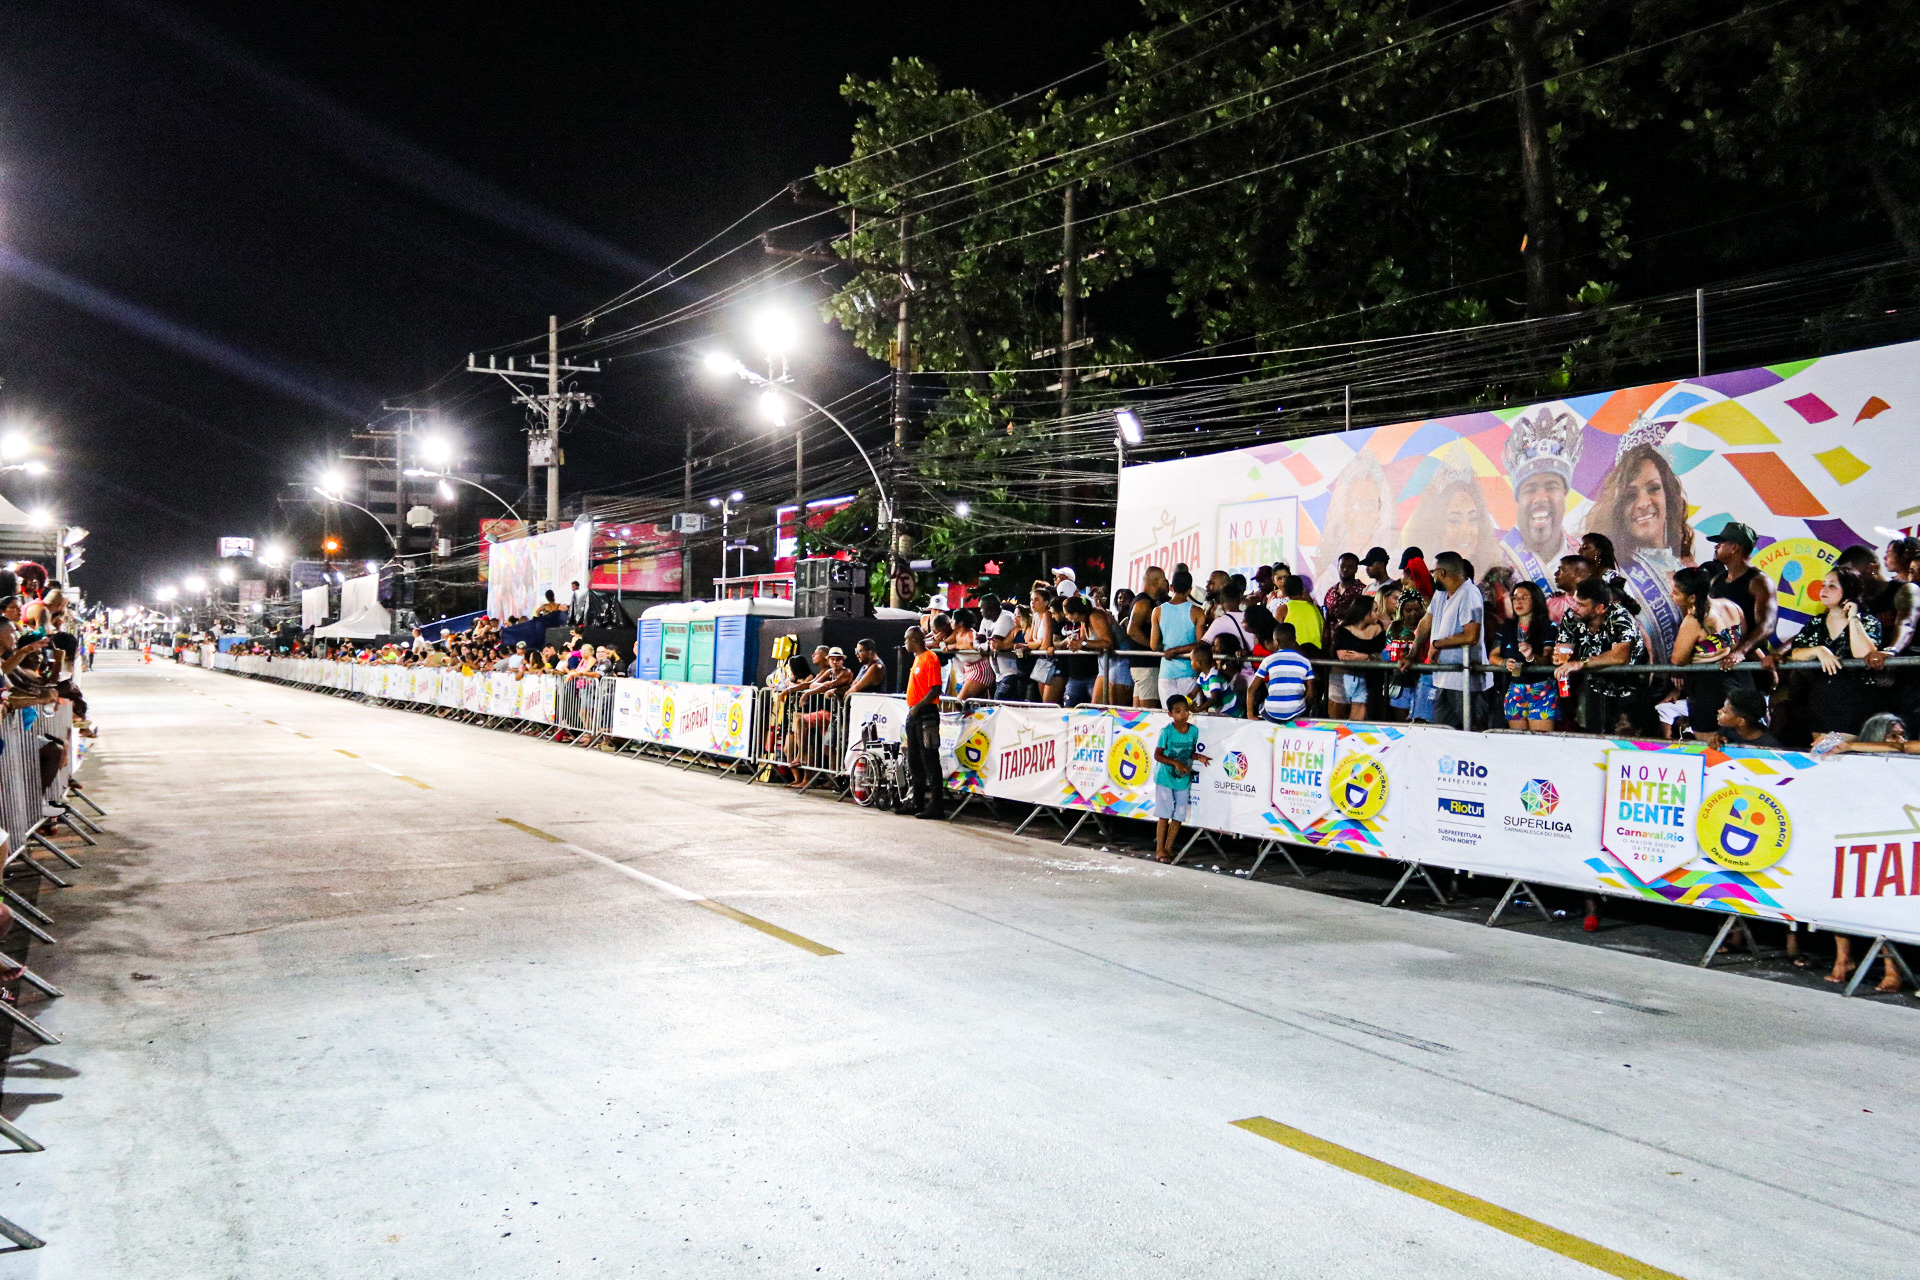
[637,614,664,679]
[712,597,794,685]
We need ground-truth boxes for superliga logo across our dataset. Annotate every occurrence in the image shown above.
[1505,777,1574,838]
[1209,746,1258,798]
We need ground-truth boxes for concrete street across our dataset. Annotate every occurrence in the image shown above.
[6,654,1917,1278]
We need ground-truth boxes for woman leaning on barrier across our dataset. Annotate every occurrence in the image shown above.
[1785,568,1883,738]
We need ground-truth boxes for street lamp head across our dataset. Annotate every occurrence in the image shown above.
[955,501,971,518]
[317,470,346,497]
[156,585,178,602]
[437,479,455,502]
[183,574,207,594]
[21,460,48,476]
[708,496,721,508]
[420,436,454,468]
[260,544,286,567]
[758,390,787,427]
[1115,408,1145,446]
[748,307,799,359]
[729,490,745,502]
[0,434,28,462]
[26,508,51,529]
[702,351,743,378]
[218,566,237,584]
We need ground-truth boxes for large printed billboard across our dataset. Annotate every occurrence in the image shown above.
[1114,338,1919,662]
[485,523,592,621]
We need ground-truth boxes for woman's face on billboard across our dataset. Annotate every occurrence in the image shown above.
[1444,486,1480,555]
[1622,458,1667,548]
[1343,477,1381,531]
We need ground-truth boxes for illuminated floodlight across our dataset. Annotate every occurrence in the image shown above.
[218,566,237,584]
[702,351,741,377]
[22,461,48,476]
[155,585,178,602]
[183,574,207,594]
[758,390,787,427]
[1115,409,1144,446]
[27,509,52,529]
[955,502,971,518]
[0,435,28,462]
[421,436,454,468]
[749,307,799,359]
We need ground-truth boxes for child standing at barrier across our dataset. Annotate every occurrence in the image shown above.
[1152,695,1210,862]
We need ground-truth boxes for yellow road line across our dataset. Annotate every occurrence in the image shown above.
[1231,1118,1685,1280]
[395,775,431,789]
[498,817,562,843]
[692,900,841,956]
[293,732,312,739]
[496,817,839,956]
[335,749,359,758]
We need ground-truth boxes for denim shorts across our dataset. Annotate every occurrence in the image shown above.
[1065,677,1096,707]
[1104,655,1134,688]
[1333,672,1369,704]
[1154,784,1191,822]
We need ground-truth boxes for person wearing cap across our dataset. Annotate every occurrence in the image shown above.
[1051,565,1081,597]
[1705,520,1777,672]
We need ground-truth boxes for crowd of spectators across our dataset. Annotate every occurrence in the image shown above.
[304,618,627,678]
[912,529,1920,757]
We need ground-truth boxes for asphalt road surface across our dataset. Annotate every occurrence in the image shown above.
[7,655,1917,1278]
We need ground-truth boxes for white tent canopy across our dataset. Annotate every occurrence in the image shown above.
[312,573,391,639]
[0,494,58,563]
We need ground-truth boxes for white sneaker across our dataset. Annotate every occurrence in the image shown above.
[41,804,62,819]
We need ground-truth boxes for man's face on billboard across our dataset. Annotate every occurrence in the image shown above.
[1514,472,1568,554]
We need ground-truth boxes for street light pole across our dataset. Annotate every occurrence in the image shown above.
[402,469,523,523]
[711,357,895,586]
[314,487,400,554]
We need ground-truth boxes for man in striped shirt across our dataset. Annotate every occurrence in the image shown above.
[1247,622,1315,723]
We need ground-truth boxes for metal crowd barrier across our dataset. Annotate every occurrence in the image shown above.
[752,687,853,791]
[0,676,108,1251]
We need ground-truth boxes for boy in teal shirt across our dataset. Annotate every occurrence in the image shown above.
[1152,694,1211,862]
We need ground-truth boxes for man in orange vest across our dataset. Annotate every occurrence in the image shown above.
[904,624,947,819]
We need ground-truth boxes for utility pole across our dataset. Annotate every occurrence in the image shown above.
[1505,0,1561,320]
[466,317,599,530]
[889,215,911,606]
[681,423,695,601]
[1057,183,1079,569]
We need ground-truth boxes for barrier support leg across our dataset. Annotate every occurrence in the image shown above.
[0,1114,44,1154]
[29,835,79,871]
[1012,801,1055,836]
[0,1211,46,1251]
[69,790,105,818]
[0,886,53,928]
[10,858,67,890]
[57,806,101,838]
[1843,936,1914,997]
[1382,862,1446,908]
[0,1000,59,1045]
[1,908,53,947]
[944,791,978,823]
[1058,811,1093,846]
[1487,880,1553,928]
[1172,828,1223,865]
[1699,913,1762,967]
[0,955,62,1000]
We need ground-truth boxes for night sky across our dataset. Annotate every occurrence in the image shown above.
[0,0,1141,604]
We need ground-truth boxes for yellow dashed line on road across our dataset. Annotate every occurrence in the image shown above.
[496,817,839,956]
[335,750,359,758]
[1231,1117,1686,1280]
